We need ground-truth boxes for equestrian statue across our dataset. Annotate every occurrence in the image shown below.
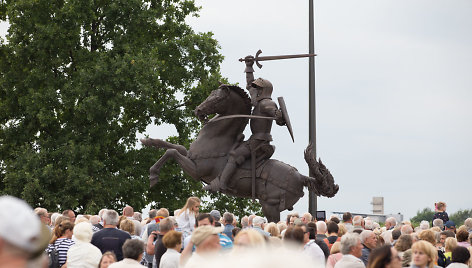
[141,52,339,222]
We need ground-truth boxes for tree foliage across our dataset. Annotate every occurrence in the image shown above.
[0,0,261,215]
[449,209,472,226]
[410,207,434,225]
[410,207,472,227]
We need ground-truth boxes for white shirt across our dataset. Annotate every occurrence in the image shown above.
[159,249,180,268]
[109,258,145,268]
[67,241,102,268]
[334,254,365,268]
[303,240,325,266]
[175,209,196,237]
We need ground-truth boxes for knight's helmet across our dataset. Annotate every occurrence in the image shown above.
[251,78,273,100]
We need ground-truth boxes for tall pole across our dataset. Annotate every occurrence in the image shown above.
[308,0,317,216]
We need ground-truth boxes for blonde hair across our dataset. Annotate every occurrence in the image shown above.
[337,223,347,237]
[411,240,438,268]
[119,219,135,235]
[177,197,201,216]
[330,241,341,254]
[444,237,457,253]
[234,229,266,249]
[419,229,436,245]
[264,222,280,238]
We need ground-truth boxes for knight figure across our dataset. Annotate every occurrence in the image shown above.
[205,56,286,192]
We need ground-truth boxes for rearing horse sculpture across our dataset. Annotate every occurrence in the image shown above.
[141,84,338,222]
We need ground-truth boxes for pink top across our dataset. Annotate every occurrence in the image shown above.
[326,252,343,268]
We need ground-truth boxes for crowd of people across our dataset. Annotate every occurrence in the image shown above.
[1,196,471,268]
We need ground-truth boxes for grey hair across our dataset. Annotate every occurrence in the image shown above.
[122,239,145,260]
[433,218,444,229]
[401,224,413,235]
[340,233,360,255]
[159,217,174,232]
[241,216,249,227]
[90,215,100,225]
[364,219,373,230]
[316,221,327,233]
[419,220,430,230]
[386,217,397,227]
[34,207,48,217]
[148,209,158,219]
[223,212,234,224]
[360,230,373,244]
[103,210,119,226]
[352,216,363,226]
[98,209,107,220]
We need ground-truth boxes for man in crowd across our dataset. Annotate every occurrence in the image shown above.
[34,207,50,227]
[301,213,313,224]
[324,221,341,251]
[63,209,76,223]
[352,216,364,234]
[335,233,365,268]
[300,224,325,266]
[445,221,456,233]
[93,208,108,232]
[385,217,397,230]
[92,209,131,261]
[433,218,444,230]
[360,230,377,265]
[183,225,223,268]
[210,210,221,223]
[147,217,174,268]
[0,196,50,268]
[316,221,328,240]
[123,205,142,237]
[109,239,145,268]
[222,212,234,241]
[401,224,413,235]
[240,216,249,229]
[252,216,270,238]
[343,212,354,233]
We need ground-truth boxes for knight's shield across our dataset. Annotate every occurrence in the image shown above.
[277,97,294,142]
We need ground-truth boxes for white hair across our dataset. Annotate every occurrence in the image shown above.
[90,215,100,225]
[364,219,374,230]
[253,216,265,227]
[103,209,119,226]
[340,233,360,255]
[381,230,393,244]
[98,209,107,220]
[316,221,327,234]
[372,222,380,230]
[73,222,94,243]
[433,218,444,229]
[464,218,472,229]
[50,212,61,226]
[352,216,363,226]
[419,220,430,230]
[241,216,249,228]
[360,230,373,243]
[386,217,397,227]
[401,224,413,235]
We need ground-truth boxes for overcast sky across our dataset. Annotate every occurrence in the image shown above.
[1,0,471,221]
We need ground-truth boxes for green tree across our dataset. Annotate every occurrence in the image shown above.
[0,0,261,215]
[449,209,472,226]
[410,207,434,225]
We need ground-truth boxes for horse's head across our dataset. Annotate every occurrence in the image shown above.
[195,85,251,123]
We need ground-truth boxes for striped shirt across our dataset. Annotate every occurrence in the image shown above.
[47,238,75,266]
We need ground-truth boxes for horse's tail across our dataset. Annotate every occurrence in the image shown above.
[140,138,188,156]
[302,142,339,198]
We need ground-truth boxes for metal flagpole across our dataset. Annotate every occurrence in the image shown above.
[308,0,318,216]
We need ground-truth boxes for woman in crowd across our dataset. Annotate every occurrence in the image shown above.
[66,222,102,268]
[264,222,280,238]
[444,237,458,265]
[326,241,342,268]
[47,220,75,267]
[456,229,471,248]
[395,234,413,267]
[367,245,402,268]
[99,251,117,268]
[175,196,200,238]
[411,240,441,268]
[159,230,182,268]
[233,228,266,252]
[119,219,140,239]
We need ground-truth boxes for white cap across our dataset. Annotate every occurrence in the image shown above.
[0,196,47,253]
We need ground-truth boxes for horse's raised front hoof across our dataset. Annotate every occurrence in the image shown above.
[150,176,159,188]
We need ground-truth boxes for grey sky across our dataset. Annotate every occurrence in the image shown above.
[1,1,471,220]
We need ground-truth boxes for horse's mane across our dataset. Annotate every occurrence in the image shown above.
[220,84,252,115]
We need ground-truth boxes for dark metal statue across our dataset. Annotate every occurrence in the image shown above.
[141,52,338,222]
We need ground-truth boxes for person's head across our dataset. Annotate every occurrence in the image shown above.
[223,212,233,225]
[283,226,305,245]
[241,216,249,228]
[122,205,134,217]
[191,226,223,253]
[98,209,107,220]
[445,221,456,232]
[179,197,200,215]
[301,213,312,224]
[330,241,341,254]
[394,234,413,252]
[340,233,363,258]
[251,78,273,102]
[34,207,50,225]
[234,228,266,250]
[327,221,339,235]
[159,217,174,233]
[330,216,340,224]
[277,222,288,234]
[451,246,471,264]
[122,239,144,261]
[418,229,436,246]
[343,212,352,223]
[148,209,158,219]
[392,229,401,241]
[209,210,221,222]
[337,223,347,237]
[401,224,413,235]
[133,212,142,222]
[464,218,472,230]
[444,237,458,253]
[364,219,374,230]
[306,222,317,240]
[119,219,135,235]
[432,218,444,230]
[51,220,74,243]
[156,208,169,218]
[316,221,327,234]
[367,245,401,268]
[440,230,455,245]
[162,230,183,250]
[411,240,438,268]
[353,215,364,227]
[99,251,116,268]
[196,213,214,227]
[90,215,100,225]
[248,214,256,226]
[419,220,430,231]
[289,215,298,227]
[456,229,469,242]
[73,222,94,243]
[385,217,397,229]
[360,230,378,249]
[252,216,265,228]
[62,209,76,223]
[436,202,446,212]
[264,222,280,237]
[103,209,119,227]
